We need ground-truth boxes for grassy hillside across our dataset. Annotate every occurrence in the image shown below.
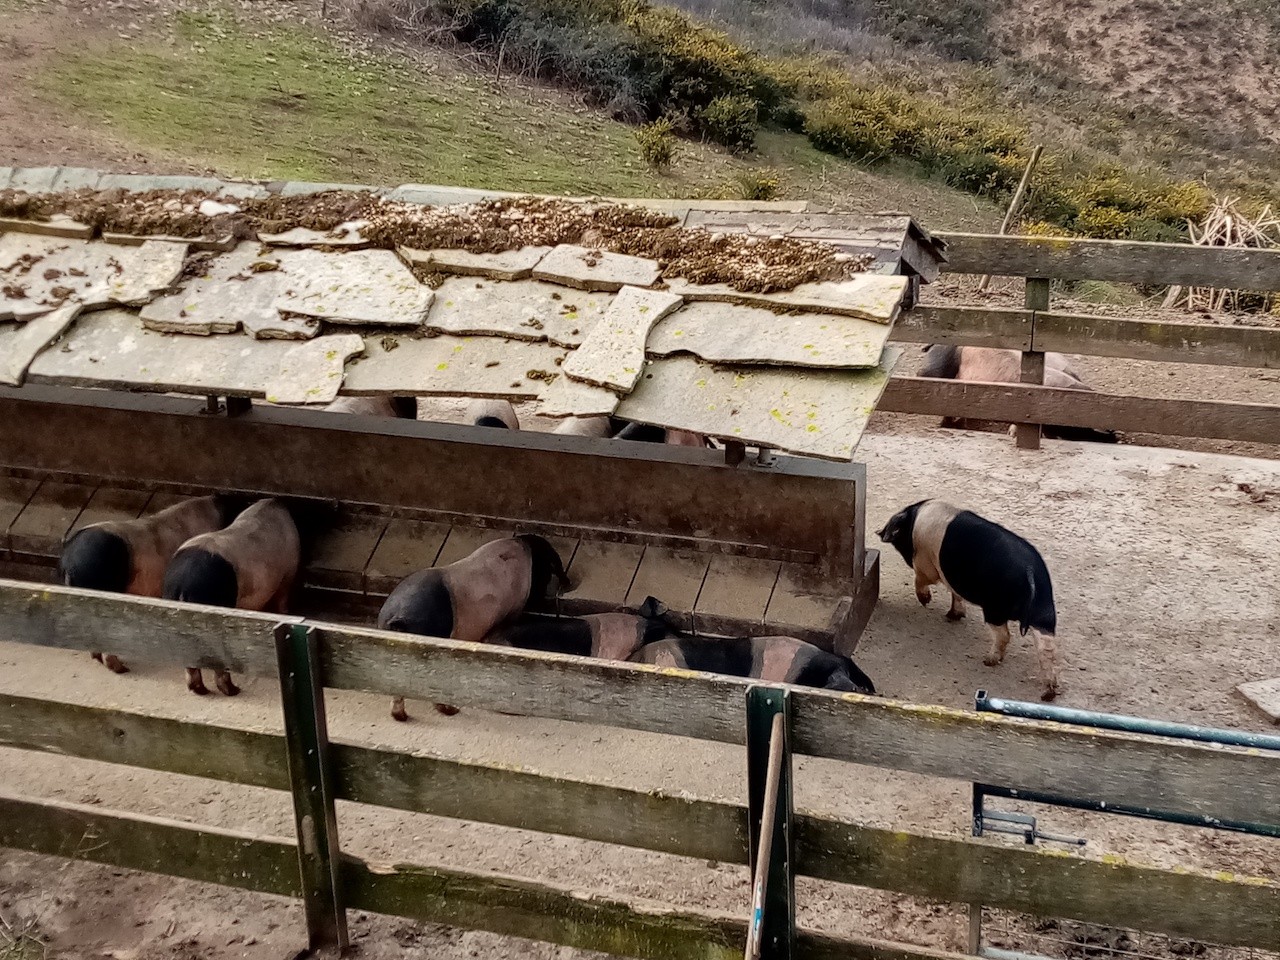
[22,6,1001,229]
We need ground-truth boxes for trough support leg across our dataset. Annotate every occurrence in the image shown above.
[1016,277,1050,451]
[745,686,794,960]
[275,623,349,954]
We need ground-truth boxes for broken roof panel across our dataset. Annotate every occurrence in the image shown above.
[1,177,920,458]
[615,347,903,462]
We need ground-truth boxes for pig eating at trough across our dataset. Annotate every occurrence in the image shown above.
[58,494,242,676]
[630,634,876,694]
[877,499,1060,700]
[465,399,520,430]
[163,498,302,697]
[377,534,570,720]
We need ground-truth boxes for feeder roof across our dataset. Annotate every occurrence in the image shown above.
[0,170,944,460]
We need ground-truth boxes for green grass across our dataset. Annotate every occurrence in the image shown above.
[38,12,724,195]
[31,10,1002,228]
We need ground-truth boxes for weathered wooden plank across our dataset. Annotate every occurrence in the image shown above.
[8,583,1280,830]
[344,854,941,960]
[3,694,1278,947]
[363,518,451,594]
[891,305,1032,349]
[791,693,1280,829]
[0,694,291,789]
[765,564,847,636]
[0,385,860,576]
[67,485,151,533]
[934,232,1280,291]
[693,554,780,634]
[1033,311,1280,368]
[7,479,95,555]
[624,545,710,621]
[0,475,40,554]
[0,791,301,897]
[0,578,291,674]
[798,818,1280,950]
[306,515,387,594]
[564,539,645,609]
[879,377,1280,443]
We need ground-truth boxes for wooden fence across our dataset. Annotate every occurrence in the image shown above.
[881,233,1280,450]
[2,578,1280,958]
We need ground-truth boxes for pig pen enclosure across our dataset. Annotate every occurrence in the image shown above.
[1,172,1280,960]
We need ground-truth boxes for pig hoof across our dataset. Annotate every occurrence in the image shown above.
[216,677,240,697]
[105,656,129,674]
[945,610,965,622]
[434,703,461,717]
[1040,684,1059,702]
[982,654,1001,667]
[188,681,210,696]
[916,590,931,606]
[91,651,104,664]
[391,707,409,722]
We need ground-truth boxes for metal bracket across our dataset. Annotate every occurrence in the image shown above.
[972,790,1086,847]
[275,623,349,953]
[745,685,794,960]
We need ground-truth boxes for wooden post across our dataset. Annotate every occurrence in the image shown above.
[977,145,1043,293]
[1015,277,1050,450]
[275,623,349,953]
[745,686,793,960]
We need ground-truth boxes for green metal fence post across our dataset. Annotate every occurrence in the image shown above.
[275,622,348,953]
[745,685,794,960]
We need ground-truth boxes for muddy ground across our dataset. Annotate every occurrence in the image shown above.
[2,428,1278,959]
[2,1,1279,955]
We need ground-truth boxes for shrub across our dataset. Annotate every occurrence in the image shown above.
[635,117,677,167]
[733,168,781,200]
[698,95,758,151]
[803,95,897,164]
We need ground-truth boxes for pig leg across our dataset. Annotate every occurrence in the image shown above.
[91,651,129,673]
[215,670,240,697]
[186,668,210,695]
[391,696,408,722]
[913,567,933,606]
[434,703,461,716]
[983,621,1011,666]
[1033,630,1061,702]
[946,592,966,621]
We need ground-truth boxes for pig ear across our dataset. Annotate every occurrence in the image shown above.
[637,595,669,618]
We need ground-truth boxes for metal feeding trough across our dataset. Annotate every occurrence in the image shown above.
[0,173,945,653]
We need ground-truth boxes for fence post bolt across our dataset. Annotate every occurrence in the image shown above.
[1016,277,1050,450]
[745,685,794,960]
[275,622,348,954]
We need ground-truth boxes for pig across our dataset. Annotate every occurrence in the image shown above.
[58,494,242,676]
[323,396,418,418]
[466,399,520,430]
[612,420,710,447]
[377,534,570,720]
[630,634,876,693]
[918,344,1117,443]
[485,598,672,661]
[877,499,1060,700]
[163,498,302,697]
[553,416,612,438]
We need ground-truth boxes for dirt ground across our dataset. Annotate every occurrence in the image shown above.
[2,429,1279,959]
[2,2,1280,956]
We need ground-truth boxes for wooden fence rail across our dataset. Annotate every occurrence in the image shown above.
[2,579,1280,957]
[886,234,1280,449]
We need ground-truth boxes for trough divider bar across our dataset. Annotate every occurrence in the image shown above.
[746,686,794,960]
[275,622,349,953]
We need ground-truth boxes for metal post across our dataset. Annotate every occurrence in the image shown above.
[745,686,793,960]
[275,623,348,953]
[1016,277,1050,450]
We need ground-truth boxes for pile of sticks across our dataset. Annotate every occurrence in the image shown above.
[1163,196,1279,312]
